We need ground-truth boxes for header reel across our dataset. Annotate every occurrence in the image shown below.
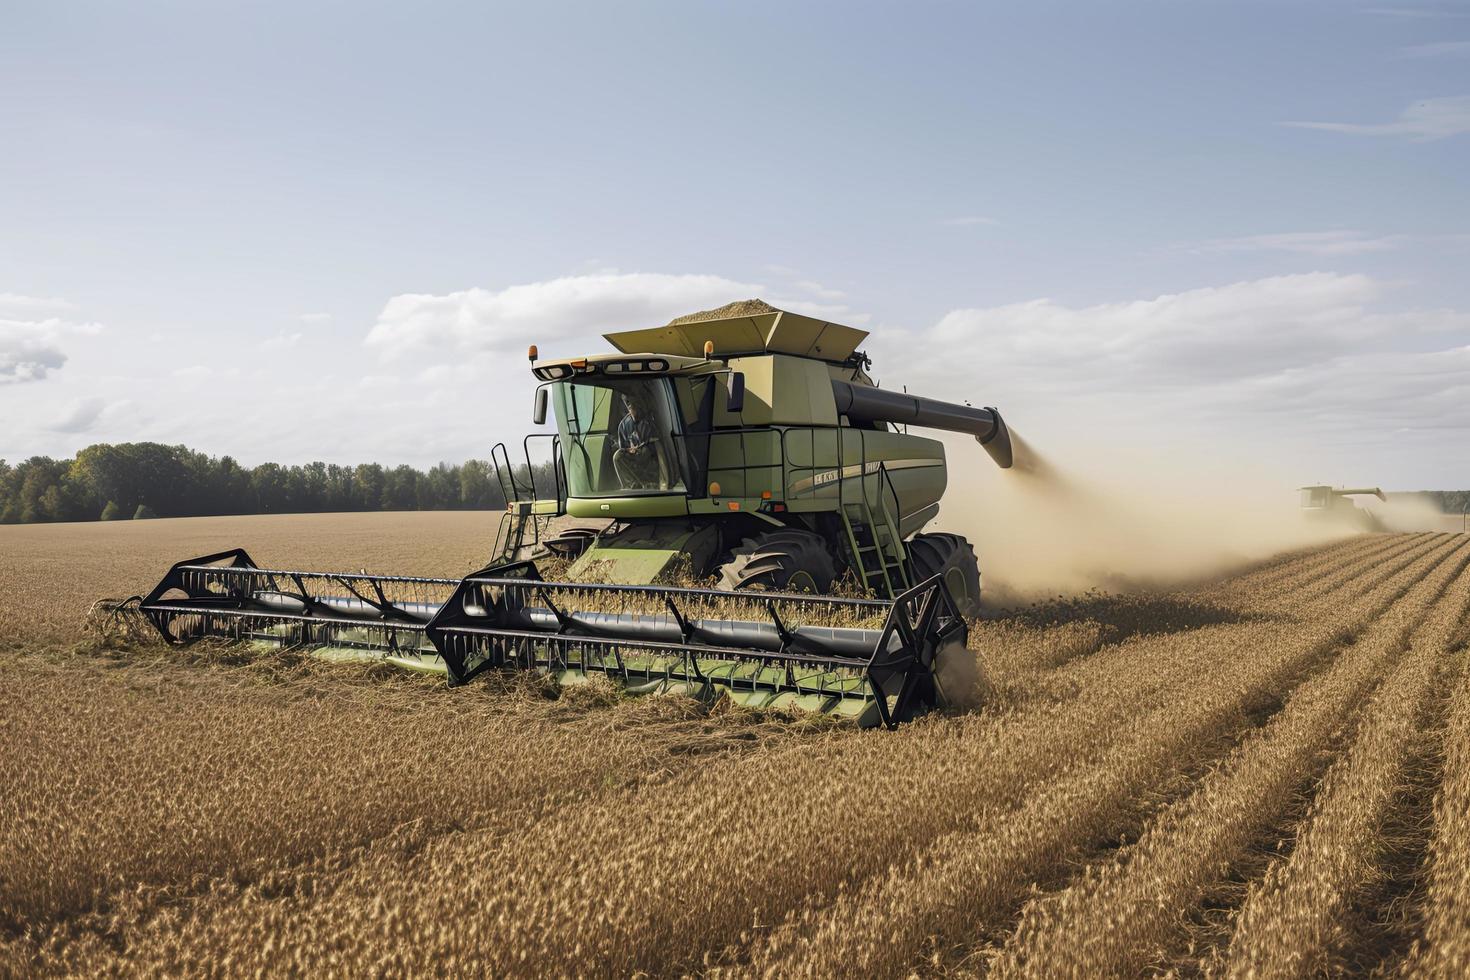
[135,550,974,728]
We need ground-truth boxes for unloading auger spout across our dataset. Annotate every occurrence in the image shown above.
[830,379,1014,470]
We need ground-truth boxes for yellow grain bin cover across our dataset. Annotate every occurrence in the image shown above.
[604,308,868,364]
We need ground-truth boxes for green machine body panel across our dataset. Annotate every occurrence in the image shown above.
[566,519,721,584]
[523,301,1005,597]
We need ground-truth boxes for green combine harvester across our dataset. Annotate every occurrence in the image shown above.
[1299,485,1386,532]
[133,302,1015,727]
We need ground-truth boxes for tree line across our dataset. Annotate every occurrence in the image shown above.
[0,443,545,524]
[1422,490,1470,515]
[3,444,1467,526]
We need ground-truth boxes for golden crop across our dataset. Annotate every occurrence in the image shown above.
[1,515,1466,976]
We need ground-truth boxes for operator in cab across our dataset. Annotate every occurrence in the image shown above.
[613,394,663,490]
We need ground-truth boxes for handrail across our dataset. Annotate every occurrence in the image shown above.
[492,435,569,508]
[489,442,519,504]
[521,433,565,503]
[877,461,904,531]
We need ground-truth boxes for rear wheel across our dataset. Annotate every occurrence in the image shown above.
[716,529,836,593]
[906,532,982,617]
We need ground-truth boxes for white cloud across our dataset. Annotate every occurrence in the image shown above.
[757,267,853,308]
[0,315,97,385]
[7,269,1463,487]
[1231,344,1470,430]
[177,365,238,383]
[1284,95,1470,141]
[922,273,1435,386]
[0,323,68,383]
[0,293,78,316]
[366,272,764,358]
[889,273,1470,462]
[49,397,107,434]
[1192,230,1406,256]
[263,330,303,350]
[0,294,103,384]
[1401,40,1470,57]
[791,280,847,301]
[940,216,999,227]
[415,360,488,386]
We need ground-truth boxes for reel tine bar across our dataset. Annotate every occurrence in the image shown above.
[425,561,969,727]
[138,549,459,657]
[134,552,970,727]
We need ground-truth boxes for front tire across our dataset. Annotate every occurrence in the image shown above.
[716,529,837,593]
[906,532,982,617]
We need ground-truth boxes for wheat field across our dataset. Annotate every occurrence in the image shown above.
[2,514,1469,976]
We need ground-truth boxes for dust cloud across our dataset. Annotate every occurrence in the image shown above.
[939,430,1358,603]
[1375,493,1458,533]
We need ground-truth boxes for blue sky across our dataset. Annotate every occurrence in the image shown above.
[2,1,1467,486]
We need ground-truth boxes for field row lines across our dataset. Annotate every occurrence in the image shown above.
[983,536,1470,977]
[1214,567,1470,976]
[736,535,1470,977]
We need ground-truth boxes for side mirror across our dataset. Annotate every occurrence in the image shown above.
[726,372,745,414]
[533,388,549,425]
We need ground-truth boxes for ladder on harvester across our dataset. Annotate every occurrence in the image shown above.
[840,468,911,599]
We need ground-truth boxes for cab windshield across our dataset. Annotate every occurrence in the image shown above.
[552,377,688,497]
[1300,487,1330,509]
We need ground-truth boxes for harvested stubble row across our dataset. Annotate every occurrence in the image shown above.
[741,533,1468,978]
[1216,532,1408,601]
[978,534,1407,700]
[0,653,827,969]
[30,535,1456,977]
[1227,532,1429,611]
[982,535,1470,978]
[1004,532,1436,711]
[1214,552,1470,977]
[1405,629,1470,976]
[5,526,1466,978]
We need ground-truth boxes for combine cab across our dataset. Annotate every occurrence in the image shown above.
[1300,485,1386,532]
[130,301,1012,726]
